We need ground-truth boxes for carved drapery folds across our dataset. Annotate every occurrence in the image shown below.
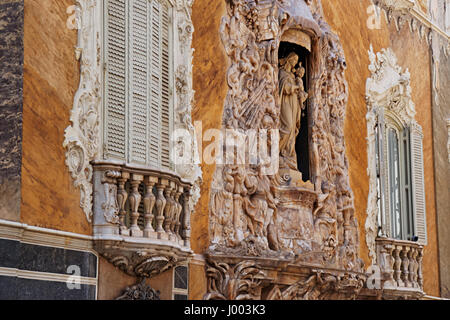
[207,0,364,300]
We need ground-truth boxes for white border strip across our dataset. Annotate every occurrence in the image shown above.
[0,219,94,252]
[0,267,97,286]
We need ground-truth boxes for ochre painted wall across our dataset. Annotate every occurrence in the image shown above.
[21,0,91,235]
[190,0,228,254]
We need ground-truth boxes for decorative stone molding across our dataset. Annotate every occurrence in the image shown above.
[64,0,201,222]
[116,278,161,300]
[63,0,102,222]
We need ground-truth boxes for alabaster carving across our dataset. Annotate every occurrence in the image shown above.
[206,0,364,301]
[116,278,161,300]
[204,257,366,300]
[64,0,201,222]
[63,0,102,222]
[279,53,308,186]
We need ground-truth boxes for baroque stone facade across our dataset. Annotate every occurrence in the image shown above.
[206,0,364,300]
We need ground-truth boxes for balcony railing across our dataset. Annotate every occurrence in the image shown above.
[91,161,195,278]
[376,237,424,291]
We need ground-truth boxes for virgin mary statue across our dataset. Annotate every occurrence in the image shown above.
[278,52,308,183]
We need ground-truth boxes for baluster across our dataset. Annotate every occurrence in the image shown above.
[182,189,192,247]
[174,186,184,243]
[155,179,168,238]
[128,174,144,237]
[401,246,411,287]
[409,247,418,288]
[383,243,396,289]
[163,182,175,238]
[393,246,403,287]
[117,172,130,236]
[417,247,424,289]
[143,176,158,238]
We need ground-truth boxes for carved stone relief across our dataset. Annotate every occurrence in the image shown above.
[116,278,161,300]
[64,0,201,222]
[206,0,364,300]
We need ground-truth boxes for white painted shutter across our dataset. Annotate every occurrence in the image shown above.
[104,0,172,169]
[410,124,427,245]
[105,0,128,160]
[160,2,171,169]
[129,0,149,164]
[149,0,162,167]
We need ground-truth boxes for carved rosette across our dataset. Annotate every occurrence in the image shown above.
[208,0,364,284]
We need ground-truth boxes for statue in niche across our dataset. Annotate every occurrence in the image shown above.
[278,52,309,187]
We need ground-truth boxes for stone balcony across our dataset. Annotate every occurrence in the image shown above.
[360,237,424,299]
[91,160,195,278]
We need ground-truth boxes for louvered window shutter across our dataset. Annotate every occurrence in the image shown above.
[410,124,427,245]
[104,0,128,160]
[104,0,173,169]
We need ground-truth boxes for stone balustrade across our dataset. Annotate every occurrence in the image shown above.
[376,237,424,291]
[91,161,195,278]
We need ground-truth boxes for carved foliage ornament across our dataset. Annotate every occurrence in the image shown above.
[64,0,201,222]
[204,260,366,300]
[208,0,362,274]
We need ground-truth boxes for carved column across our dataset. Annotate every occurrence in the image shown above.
[129,174,144,237]
[143,176,158,238]
[155,179,168,237]
[117,172,130,235]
